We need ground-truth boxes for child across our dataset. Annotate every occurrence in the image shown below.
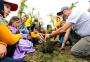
[46,25,52,34]
[20,15,29,34]
[55,16,66,49]
[0,0,24,62]
[46,25,55,44]
[30,24,44,46]
[8,16,35,59]
[55,16,70,49]
[55,17,61,41]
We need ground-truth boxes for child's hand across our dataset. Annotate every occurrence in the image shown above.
[0,44,7,58]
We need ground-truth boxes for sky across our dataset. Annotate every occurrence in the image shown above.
[6,0,90,27]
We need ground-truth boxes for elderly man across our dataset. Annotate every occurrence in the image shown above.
[45,6,90,57]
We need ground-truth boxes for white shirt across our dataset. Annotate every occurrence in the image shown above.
[66,10,90,37]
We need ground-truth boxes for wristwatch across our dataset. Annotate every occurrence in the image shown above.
[49,34,53,38]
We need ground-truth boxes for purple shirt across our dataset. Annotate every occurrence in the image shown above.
[8,26,35,59]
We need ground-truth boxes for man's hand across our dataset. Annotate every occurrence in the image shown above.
[52,31,56,35]
[45,34,50,39]
[0,44,7,58]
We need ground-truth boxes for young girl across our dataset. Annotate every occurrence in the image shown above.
[20,15,29,34]
[0,0,25,62]
[8,16,35,59]
[55,17,61,41]
[30,24,45,46]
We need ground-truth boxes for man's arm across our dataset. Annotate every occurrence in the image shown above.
[46,22,74,38]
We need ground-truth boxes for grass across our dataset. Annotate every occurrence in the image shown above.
[24,45,90,62]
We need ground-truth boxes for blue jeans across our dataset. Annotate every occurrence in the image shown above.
[0,57,25,62]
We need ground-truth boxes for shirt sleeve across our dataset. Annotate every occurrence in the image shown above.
[0,41,7,46]
[66,10,82,24]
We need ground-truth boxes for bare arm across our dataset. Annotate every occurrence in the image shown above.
[50,22,73,37]
[61,27,71,48]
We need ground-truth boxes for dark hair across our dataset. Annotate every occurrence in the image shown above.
[31,23,39,32]
[31,24,36,31]
[0,0,4,16]
[8,16,19,25]
[57,12,63,16]
[47,25,52,30]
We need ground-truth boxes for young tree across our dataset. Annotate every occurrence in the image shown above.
[18,0,28,17]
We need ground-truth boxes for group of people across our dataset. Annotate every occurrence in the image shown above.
[0,0,90,62]
[45,6,90,58]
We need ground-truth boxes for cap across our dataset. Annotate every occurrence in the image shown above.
[4,0,18,11]
[57,6,70,16]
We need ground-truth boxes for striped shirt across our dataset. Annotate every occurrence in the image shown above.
[66,10,90,37]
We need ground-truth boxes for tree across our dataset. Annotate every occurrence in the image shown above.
[28,8,36,26]
[18,0,28,17]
